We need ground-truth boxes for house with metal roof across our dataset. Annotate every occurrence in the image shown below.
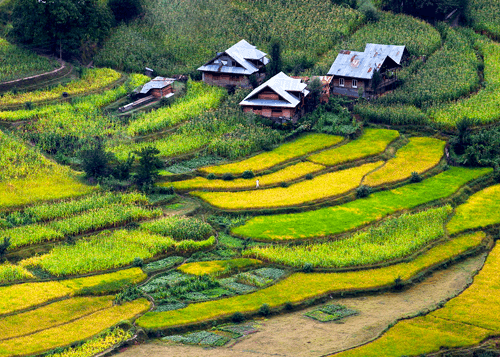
[134,76,176,98]
[198,39,269,88]
[240,72,310,122]
[327,43,408,98]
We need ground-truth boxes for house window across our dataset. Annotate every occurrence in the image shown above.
[339,78,344,87]
[352,79,358,88]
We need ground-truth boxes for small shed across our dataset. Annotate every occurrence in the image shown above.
[136,77,176,98]
[240,72,309,123]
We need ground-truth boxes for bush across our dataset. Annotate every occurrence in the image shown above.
[259,303,271,317]
[79,140,112,179]
[222,173,234,181]
[114,285,143,305]
[305,173,314,180]
[410,171,422,183]
[280,181,289,188]
[242,170,255,179]
[284,302,294,311]
[356,185,372,198]
[231,311,245,323]
[302,263,313,273]
[0,237,11,261]
[133,257,144,267]
[207,173,216,180]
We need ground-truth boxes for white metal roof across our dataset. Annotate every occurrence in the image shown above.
[240,72,310,108]
[139,77,175,94]
[327,43,406,79]
[198,39,269,75]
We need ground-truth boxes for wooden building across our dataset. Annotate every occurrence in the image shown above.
[198,40,269,88]
[240,72,309,123]
[135,77,175,98]
[327,43,408,98]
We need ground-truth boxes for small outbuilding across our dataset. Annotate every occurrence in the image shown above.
[136,76,176,98]
[198,39,269,88]
[239,72,309,123]
[327,43,409,98]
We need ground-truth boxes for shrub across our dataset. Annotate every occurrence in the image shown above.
[280,181,289,188]
[231,311,245,323]
[133,257,144,267]
[305,174,314,180]
[410,172,423,183]
[302,263,313,273]
[207,173,216,180]
[242,170,255,179]
[222,173,234,181]
[0,237,11,261]
[259,303,271,317]
[114,285,144,305]
[285,302,294,311]
[356,185,372,198]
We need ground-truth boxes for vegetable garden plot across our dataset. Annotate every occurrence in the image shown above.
[363,137,445,187]
[192,161,383,210]
[232,167,491,241]
[143,256,184,274]
[334,238,500,357]
[200,133,343,175]
[244,206,451,268]
[167,162,325,191]
[308,128,399,166]
[304,304,358,322]
[447,184,500,235]
[0,68,121,106]
[136,232,485,330]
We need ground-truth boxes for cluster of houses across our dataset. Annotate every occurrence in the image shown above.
[132,39,408,121]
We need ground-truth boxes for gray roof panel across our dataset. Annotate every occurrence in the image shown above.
[139,76,175,94]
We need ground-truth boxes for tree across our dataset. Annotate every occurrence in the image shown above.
[134,146,163,188]
[0,237,11,262]
[79,141,112,179]
[108,0,143,23]
[371,69,382,95]
[306,77,322,112]
[380,0,468,20]
[269,41,282,77]
[10,0,112,59]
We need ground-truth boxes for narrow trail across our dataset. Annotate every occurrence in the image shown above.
[116,253,487,357]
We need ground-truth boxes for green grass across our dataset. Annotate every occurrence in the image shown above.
[192,161,382,210]
[335,238,500,357]
[136,232,485,330]
[0,263,34,284]
[307,128,399,166]
[244,206,451,268]
[363,137,445,186]
[232,167,491,241]
[200,133,343,175]
[447,184,500,235]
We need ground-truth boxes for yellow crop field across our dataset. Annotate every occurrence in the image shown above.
[191,161,383,210]
[447,184,500,235]
[363,137,445,186]
[60,268,147,293]
[200,133,343,175]
[177,258,262,276]
[168,162,325,191]
[308,128,400,166]
[137,232,484,330]
[0,296,113,341]
[334,238,500,357]
[0,299,150,357]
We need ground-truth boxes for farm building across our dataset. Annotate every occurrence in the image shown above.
[328,43,409,98]
[240,72,309,122]
[198,39,269,88]
[134,76,176,98]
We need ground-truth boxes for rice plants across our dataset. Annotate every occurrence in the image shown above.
[447,184,500,235]
[0,68,121,106]
[429,38,500,126]
[232,167,491,241]
[136,232,484,330]
[0,299,150,357]
[0,37,59,83]
[0,263,34,284]
[200,134,342,175]
[167,162,325,191]
[141,216,213,241]
[177,258,262,276]
[192,161,383,210]
[21,230,215,276]
[245,206,451,268]
[126,81,226,136]
[363,137,445,186]
[308,128,399,166]
[45,328,133,357]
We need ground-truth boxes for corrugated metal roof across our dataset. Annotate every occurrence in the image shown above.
[240,72,309,108]
[327,43,406,79]
[198,39,269,75]
[139,76,175,94]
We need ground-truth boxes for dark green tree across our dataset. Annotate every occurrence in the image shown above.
[10,0,112,59]
[306,77,322,112]
[79,141,112,179]
[134,146,163,188]
[0,237,11,262]
[371,69,382,95]
[269,41,282,77]
[108,0,143,23]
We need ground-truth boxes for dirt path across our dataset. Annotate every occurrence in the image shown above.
[118,253,487,357]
